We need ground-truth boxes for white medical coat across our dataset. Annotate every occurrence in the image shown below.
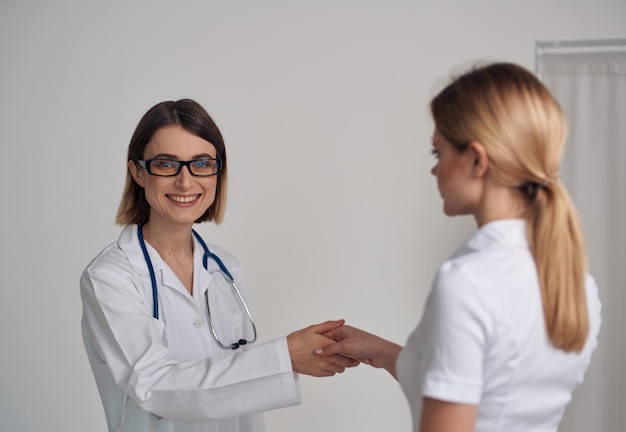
[80,225,301,432]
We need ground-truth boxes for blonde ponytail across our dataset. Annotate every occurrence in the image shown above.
[527,180,589,352]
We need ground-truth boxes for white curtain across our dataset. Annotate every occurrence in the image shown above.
[538,49,626,432]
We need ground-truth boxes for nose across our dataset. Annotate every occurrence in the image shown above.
[431,164,437,176]
[175,164,195,187]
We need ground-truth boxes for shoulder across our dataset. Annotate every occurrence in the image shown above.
[437,220,537,301]
[430,245,537,330]
[430,258,490,320]
[585,273,601,308]
[81,226,139,286]
[440,245,535,287]
[83,241,130,276]
[585,273,602,336]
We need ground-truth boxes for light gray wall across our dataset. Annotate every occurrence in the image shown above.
[1,1,624,431]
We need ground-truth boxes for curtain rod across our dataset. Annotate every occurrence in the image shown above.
[536,38,626,50]
[535,38,626,77]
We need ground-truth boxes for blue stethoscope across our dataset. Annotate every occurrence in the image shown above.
[137,225,257,350]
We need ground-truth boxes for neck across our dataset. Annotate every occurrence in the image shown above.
[141,221,194,257]
[474,181,526,227]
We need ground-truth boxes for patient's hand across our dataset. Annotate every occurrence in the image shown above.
[319,325,403,378]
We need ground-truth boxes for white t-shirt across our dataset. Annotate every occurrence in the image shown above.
[396,219,601,432]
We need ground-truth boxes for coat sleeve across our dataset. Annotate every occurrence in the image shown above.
[80,254,301,421]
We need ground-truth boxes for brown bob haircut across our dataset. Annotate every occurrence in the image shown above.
[116,99,228,225]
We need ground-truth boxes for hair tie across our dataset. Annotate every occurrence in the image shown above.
[541,172,559,188]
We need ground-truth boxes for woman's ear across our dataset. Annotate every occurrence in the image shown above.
[128,160,145,187]
[468,141,488,178]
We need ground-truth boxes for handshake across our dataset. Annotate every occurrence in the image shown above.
[286,319,402,379]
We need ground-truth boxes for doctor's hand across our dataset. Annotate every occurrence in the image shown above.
[287,320,360,377]
[316,325,403,379]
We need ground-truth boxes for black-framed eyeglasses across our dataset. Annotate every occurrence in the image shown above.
[136,158,222,177]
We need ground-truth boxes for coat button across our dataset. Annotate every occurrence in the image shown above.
[193,317,203,328]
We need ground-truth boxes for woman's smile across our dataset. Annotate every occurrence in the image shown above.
[168,194,202,204]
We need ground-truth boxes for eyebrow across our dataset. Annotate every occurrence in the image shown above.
[148,153,216,159]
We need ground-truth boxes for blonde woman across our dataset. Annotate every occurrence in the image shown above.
[318,63,601,432]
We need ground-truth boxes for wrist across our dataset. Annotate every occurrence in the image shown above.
[382,343,403,379]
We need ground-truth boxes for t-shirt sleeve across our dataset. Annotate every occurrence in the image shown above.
[418,262,491,404]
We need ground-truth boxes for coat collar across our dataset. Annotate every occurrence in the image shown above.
[117,224,212,301]
[450,218,529,260]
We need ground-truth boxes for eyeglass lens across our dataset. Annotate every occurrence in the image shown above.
[147,158,220,176]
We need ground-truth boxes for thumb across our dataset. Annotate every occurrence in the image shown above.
[309,319,345,335]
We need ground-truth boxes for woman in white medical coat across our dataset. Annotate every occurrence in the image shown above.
[317,63,601,431]
[80,99,358,432]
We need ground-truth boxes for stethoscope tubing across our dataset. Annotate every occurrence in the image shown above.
[138,224,160,319]
[137,224,256,349]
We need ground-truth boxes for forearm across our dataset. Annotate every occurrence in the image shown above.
[81,269,300,420]
[86,321,300,420]
[137,340,300,419]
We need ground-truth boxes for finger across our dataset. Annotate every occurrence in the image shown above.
[309,319,345,335]
[331,354,360,368]
[324,358,348,375]
[322,327,345,341]
[309,359,342,377]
